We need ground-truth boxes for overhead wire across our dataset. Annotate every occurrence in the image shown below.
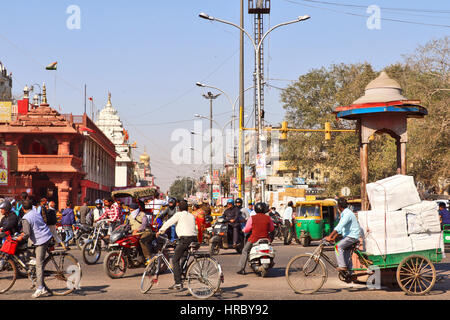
[282,0,450,28]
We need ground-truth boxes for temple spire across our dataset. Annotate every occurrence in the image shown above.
[41,83,48,105]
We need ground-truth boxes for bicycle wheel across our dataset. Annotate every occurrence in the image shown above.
[186,257,221,299]
[82,241,101,265]
[43,252,81,296]
[0,258,17,294]
[140,256,159,294]
[285,254,327,294]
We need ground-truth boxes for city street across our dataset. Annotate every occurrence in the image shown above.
[2,240,449,301]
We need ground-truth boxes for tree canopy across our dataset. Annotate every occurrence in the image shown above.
[280,36,449,197]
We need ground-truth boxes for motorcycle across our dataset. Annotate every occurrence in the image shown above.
[103,225,167,279]
[269,214,284,242]
[74,223,94,250]
[209,217,245,255]
[81,219,112,265]
[248,238,275,277]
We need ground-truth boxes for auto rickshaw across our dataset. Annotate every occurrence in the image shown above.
[293,199,338,247]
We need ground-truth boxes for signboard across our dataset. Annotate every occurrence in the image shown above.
[0,148,9,186]
[341,187,351,197]
[256,153,267,181]
[267,176,292,186]
[212,184,220,200]
[230,177,237,194]
[212,170,220,184]
[0,102,12,123]
[293,177,306,185]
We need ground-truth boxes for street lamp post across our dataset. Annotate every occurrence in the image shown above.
[201,92,221,204]
[196,83,256,178]
[199,12,310,202]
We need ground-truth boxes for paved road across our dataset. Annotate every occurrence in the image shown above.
[2,240,449,300]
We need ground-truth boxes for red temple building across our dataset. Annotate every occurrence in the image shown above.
[0,84,116,210]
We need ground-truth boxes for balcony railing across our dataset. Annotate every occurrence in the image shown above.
[18,155,84,173]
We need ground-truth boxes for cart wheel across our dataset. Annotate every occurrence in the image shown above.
[396,255,436,296]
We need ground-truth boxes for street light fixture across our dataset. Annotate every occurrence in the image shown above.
[199,11,310,202]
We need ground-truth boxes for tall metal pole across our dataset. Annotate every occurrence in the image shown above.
[210,96,213,204]
[239,0,245,201]
[202,92,220,204]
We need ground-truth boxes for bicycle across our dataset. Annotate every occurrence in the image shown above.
[0,232,82,296]
[285,239,373,294]
[140,234,224,299]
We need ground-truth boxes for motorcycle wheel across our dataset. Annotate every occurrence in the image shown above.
[82,242,101,265]
[103,251,128,279]
[76,234,90,250]
[209,242,220,256]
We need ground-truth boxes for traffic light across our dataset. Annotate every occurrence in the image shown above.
[281,121,288,140]
[324,122,332,141]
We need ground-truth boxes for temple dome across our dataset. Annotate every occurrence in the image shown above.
[353,71,407,104]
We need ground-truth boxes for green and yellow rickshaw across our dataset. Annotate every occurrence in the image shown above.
[293,199,338,247]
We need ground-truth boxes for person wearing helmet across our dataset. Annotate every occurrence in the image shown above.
[93,199,103,224]
[237,202,274,275]
[248,201,256,217]
[235,198,249,224]
[222,199,241,248]
[0,201,19,236]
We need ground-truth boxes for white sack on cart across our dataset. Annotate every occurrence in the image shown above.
[358,210,412,255]
[404,201,441,234]
[410,232,445,254]
[366,175,421,212]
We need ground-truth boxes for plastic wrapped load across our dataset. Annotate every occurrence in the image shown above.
[410,232,445,254]
[358,210,412,255]
[366,175,421,212]
[404,201,441,234]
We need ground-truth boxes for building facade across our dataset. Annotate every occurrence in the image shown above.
[0,84,116,209]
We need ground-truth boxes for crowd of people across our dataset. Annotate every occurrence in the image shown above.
[0,188,401,297]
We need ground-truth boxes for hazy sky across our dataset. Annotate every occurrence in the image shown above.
[0,0,448,191]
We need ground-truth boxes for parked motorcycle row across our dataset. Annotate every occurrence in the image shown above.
[65,209,282,279]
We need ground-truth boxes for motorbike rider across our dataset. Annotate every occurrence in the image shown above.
[237,202,274,275]
[159,198,178,240]
[0,201,20,236]
[222,199,241,248]
[235,198,249,227]
[93,199,103,224]
[128,200,155,264]
[95,197,121,235]
[156,200,197,291]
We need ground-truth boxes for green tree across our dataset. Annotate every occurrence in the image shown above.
[169,177,197,200]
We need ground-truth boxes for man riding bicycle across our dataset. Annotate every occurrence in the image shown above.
[324,198,361,275]
[156,200,197,291]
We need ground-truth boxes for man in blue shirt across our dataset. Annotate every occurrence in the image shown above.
[325,198,360,272]
[438,202,450,230]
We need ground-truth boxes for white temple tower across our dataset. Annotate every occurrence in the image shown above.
[95,93,135,187]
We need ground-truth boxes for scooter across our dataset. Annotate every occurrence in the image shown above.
[209,217,245,255]
[248,238,275,277]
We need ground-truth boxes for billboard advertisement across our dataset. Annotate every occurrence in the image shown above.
[0,148,8,186]
[0,101,12,123]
